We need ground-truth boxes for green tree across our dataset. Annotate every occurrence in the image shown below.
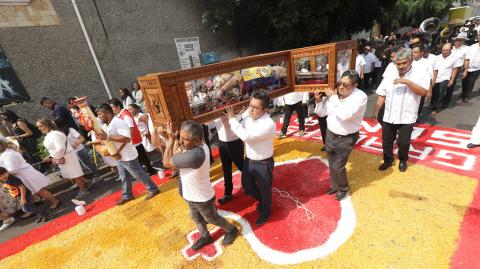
[200,0,455,51]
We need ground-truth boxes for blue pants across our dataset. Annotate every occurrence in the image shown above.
[117,158,159,199]
[77,147,100,177]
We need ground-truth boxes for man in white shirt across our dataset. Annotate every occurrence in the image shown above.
[461,38,480,102]
[314,70,367,200]
[412,45,433,117]
[443,35,469,107]
[374,48,430,172]
[226,91,276,226]
[278,92,309,138]
[362,46,377,90]
[108,98,157,175]
[430,43,457,116]
[212,117,244,204]
[355,53,365,82]
[162,120,239,250]
[95,104,160,205]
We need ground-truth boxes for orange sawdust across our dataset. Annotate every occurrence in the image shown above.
[0,138,476,268]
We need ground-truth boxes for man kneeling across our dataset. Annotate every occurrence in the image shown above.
[163,120,239,250]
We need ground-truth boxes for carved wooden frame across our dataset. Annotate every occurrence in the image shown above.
[290,43,336,92]
[334,40,358,82]
[138,51,292,128]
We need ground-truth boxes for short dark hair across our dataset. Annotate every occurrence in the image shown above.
[412,44,425,52]
[67,97,76,104]
[0,167,7,175]
[0,109,20,123]
[128,103,141,112]
[341,70,360,84]
[96,103,114,115]
[108,98,123,109]
[40,97,51,105]
[252,90,270,109]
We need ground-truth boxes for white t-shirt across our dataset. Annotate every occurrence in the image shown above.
[229,112,276,161]
[414,58,434,80]
[433,53,457,83]
[376,63,431,124]
[67,128,84,152]
[382,62,396,79]
[363,52,376,73]
[452,45,469,68]
[213,118,239,142]
[355,55,366,74]
[465,43,480,72]
[102,117,138,162]
[314,88,368,135]
[282,92,309,105]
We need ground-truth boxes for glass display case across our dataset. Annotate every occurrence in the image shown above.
[138,40,357,128]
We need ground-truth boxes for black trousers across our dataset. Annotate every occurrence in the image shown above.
[381,122,414,163]
[461,70,480,101]
[241,157,274,218]
[362,72,373,90]
[443,68,461,107]
[418,96,425,118]
[325,130,359,192]
[219,139,244,196]
[135,144,156,175]
[431,80,448,112]
[281,101,305,134]
[317,115,327,144]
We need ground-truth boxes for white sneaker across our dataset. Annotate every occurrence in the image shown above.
[0,217,15,232]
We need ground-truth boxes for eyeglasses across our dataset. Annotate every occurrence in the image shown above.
[336,81,354,88]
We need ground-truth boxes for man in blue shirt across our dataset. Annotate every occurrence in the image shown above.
[40,97,78,130]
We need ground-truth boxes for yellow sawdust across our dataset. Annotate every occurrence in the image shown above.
[0,138,476,269]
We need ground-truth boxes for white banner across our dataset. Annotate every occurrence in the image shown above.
[174,36,202,70]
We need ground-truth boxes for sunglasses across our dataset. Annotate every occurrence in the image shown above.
[336,81,354,88]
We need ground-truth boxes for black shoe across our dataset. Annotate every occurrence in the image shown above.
[255,215,269,226]
[399,161,408,172]
[326,188,337,195]
[191,235,213,250]
[467,143,480,149]
[378,162,393,171]
[218,195,233,205]
[144,190,160,201]
[335,191,348,201]
[115,197,134,206]
[222,227,239,245]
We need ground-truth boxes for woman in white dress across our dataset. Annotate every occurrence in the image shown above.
[36,119,90,199]
[0,139,60,209]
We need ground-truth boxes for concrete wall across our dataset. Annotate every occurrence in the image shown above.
[0,0,238,121]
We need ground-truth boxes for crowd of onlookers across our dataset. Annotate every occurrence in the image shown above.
[0,82,174,231]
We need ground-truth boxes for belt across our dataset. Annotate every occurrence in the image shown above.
[246,157,273,164]
[328,130,358,138]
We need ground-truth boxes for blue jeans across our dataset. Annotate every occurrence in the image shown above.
[77,147,100,177]
[117,158,159,199]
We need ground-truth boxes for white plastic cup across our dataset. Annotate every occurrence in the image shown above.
[75,205,86,216]
[157,169,165,178]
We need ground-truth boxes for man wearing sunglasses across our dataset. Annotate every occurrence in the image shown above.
[374,47,430,172]
[225,90,276,226]
[314,70,367,200]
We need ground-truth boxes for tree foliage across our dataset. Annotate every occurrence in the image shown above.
[199,0,455,51]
